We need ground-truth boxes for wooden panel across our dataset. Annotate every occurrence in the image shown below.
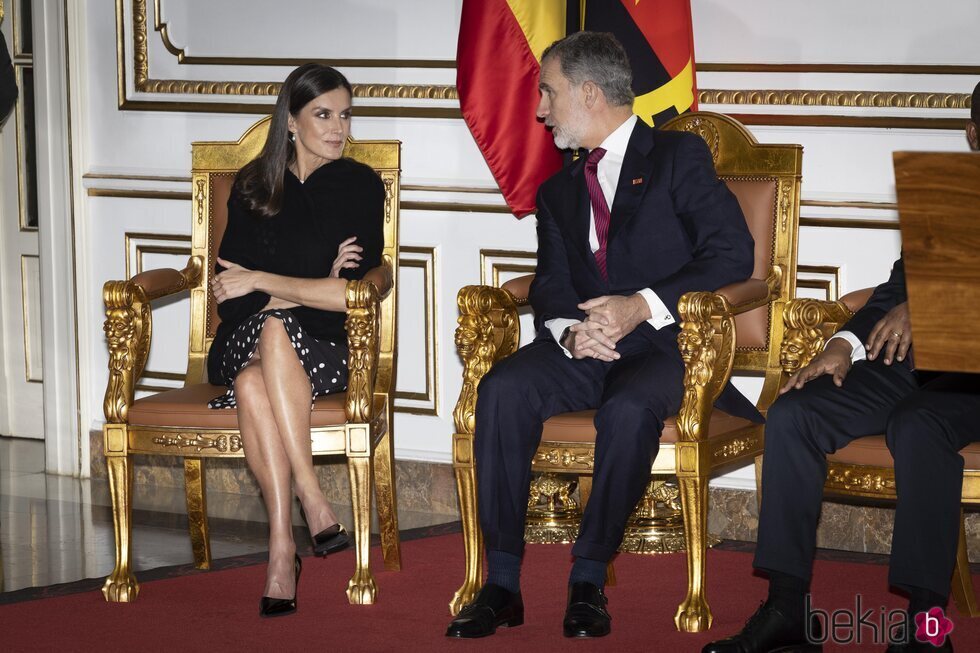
[895,152,980,373]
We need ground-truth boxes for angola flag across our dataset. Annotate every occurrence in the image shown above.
[456,0,566,218]
[572,0,698,126]
[457,0,698,217]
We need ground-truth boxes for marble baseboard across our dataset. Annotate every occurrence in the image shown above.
[90,430,978,561]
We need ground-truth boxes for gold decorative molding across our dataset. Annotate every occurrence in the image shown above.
[120,2,972,129]
[799,217,899,231]
[700,89,971,110]
[402,184,502,195]
[825,464,896,494]
[151,432,243,453]
[533,447,595,470]
[89,188,192,201]
[401,201,512,214]
[123,232,191,279]
[394,247,438,416]
[713,434,761,462]
[797,265,842,302]
[479,249,536,287]
[698,62,980,76]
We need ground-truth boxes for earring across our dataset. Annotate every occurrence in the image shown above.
[289,132,296,142]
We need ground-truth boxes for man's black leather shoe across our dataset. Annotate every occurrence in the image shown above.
[701,601,822,652]
[563,581,611,638]
[445,583,524,638]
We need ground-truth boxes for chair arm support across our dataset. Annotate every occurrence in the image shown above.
[676,291,738,441]
[102,256,204,424]
[780,297,857,374]
[452,286,521,436]
[345,279,382,424]
[715,278,771,315]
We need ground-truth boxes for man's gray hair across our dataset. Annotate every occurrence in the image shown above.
[541,31,635,107]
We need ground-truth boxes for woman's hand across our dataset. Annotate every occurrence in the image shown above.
[212,257,258,304]
[330,236,362,277]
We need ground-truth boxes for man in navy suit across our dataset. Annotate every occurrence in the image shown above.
[446,31,761,640]
[704,82,980,653]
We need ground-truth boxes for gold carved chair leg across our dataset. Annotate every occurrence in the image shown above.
[675,474,712,632]
[950,511,979,617]
[450,432,483,615]
[373,420,402,571]
[345,453,378,605]
[183,457,212,569]
[102,450,139,602]
[577,474,616,586]
[754,455,764,513]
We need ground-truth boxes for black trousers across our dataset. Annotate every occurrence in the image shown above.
[754,358,980,597]
[474,330,684,563]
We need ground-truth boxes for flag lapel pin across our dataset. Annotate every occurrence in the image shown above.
[632,177,644,185]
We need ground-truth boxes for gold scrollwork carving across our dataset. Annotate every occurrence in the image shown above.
[452,286,520,436]
[676,292,736,441]
[699,89,972,109]
[533,447,595,469]
[152,433,243,453]
[381,174,394,223]
[780,298,854,373]
[673,116,721,164]
[713,435,761,461]
[194,178,206,224]
[345,280,381,424]
[103,282,150,424]
[826,466,896,494]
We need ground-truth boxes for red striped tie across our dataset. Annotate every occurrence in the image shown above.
[584,147,609,280]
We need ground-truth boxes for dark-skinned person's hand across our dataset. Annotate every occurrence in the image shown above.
[866,302,912,365]
[780,337,854,394]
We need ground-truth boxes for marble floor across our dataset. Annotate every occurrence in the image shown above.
[0,436,453,595]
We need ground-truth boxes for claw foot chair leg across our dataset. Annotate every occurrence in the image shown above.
[102,453,139,602]
[675,474,712,632]
[374,423,402,572]
[450,459,483,615]
[184,457,212,569]
[346,454,378,604]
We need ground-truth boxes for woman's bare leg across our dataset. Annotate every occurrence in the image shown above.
[235,362,297,599]
[256,317,339,534]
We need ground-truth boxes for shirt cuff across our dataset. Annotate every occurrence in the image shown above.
[637,288,675,330]
[828,330,866,363]
[544,317,581,358]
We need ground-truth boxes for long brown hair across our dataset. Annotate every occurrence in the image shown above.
[236,64,353,218]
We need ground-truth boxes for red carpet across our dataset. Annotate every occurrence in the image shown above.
[2,534,978,652]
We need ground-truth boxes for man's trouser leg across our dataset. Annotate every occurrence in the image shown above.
[754,360,918,581]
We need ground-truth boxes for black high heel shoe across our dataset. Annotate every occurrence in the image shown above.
[312,523,353,557]
[259,554,302,618]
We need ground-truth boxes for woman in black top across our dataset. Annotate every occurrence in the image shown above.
[208,64,385,617]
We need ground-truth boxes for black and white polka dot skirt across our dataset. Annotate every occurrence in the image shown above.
[208,309,349,409]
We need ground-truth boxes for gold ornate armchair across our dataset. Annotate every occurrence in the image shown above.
[450,112,803,632]
[763,292,980,617]
[101,117,401,605]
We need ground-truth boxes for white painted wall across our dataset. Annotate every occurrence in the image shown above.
[66,1,977,489]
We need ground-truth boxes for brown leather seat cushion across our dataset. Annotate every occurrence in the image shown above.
[128,383,347,429]
[828,435,980,470]
[540,408,752,443]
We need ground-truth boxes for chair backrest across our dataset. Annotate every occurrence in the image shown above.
[663,113,802,401]
[187,117,401,384]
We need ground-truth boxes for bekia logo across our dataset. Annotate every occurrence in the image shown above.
[915,607,954,647]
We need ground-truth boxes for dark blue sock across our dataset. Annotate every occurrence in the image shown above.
[569,556,607,590]
[485,549,522,594]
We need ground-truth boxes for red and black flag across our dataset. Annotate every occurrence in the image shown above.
[569,0,698,126]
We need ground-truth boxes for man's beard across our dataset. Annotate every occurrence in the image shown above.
[550,103,588,150]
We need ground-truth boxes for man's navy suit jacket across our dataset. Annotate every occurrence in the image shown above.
[528,120,763,423]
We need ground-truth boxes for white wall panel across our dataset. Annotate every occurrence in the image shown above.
[69,0,979,489]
